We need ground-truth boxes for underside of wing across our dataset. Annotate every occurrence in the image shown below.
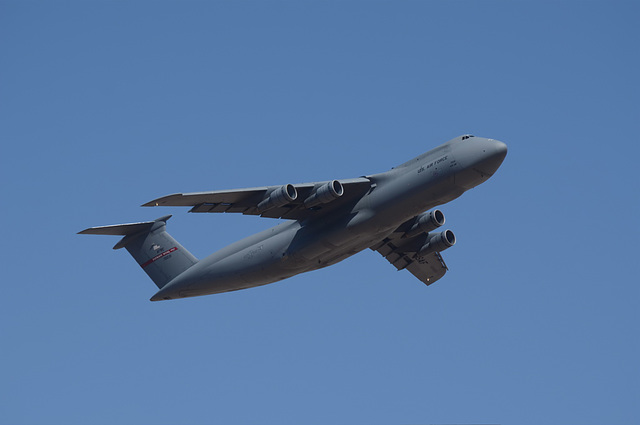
[143,178,372,221]
[405,252,449,285]
[370,214,453,286]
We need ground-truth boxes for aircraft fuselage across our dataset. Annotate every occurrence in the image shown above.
[150,135,507,300]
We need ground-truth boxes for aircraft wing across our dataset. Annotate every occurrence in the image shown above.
[143,178,372,221]
[370,230,449,286]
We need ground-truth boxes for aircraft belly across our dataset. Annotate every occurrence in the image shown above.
[150,226,300,299]
[165,259,298,298]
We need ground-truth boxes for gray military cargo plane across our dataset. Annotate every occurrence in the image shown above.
[79,135,507,301]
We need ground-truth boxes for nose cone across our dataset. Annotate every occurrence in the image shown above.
[476,139,508,176]
[495,140,508,159]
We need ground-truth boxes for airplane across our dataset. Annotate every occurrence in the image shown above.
[79,134,507,301]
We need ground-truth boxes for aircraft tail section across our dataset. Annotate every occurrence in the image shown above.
[78,215,198,289]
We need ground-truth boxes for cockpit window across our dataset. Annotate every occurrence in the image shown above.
[461,134,475,140]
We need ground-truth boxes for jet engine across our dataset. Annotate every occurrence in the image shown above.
[417,230,456,255]
[304,180,344,208]
[404,209,445,238]
[257,184,298,212]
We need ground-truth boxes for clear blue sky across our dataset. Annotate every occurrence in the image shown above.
[1,1,638,424]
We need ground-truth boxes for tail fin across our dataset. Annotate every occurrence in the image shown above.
[78,215,198,289]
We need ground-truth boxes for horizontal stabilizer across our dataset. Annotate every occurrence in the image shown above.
[78,215,172,236]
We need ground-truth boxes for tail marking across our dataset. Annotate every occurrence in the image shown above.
[141,247,178,268]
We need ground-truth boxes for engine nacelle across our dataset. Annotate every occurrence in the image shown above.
[404,209,445,238]
[257,184,297,212]
[304,180,344,208]
[417,230,456,255]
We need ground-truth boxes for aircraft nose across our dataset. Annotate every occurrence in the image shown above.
[493,140,508,164]
[476,139,508,176]
[495,139,508,157]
